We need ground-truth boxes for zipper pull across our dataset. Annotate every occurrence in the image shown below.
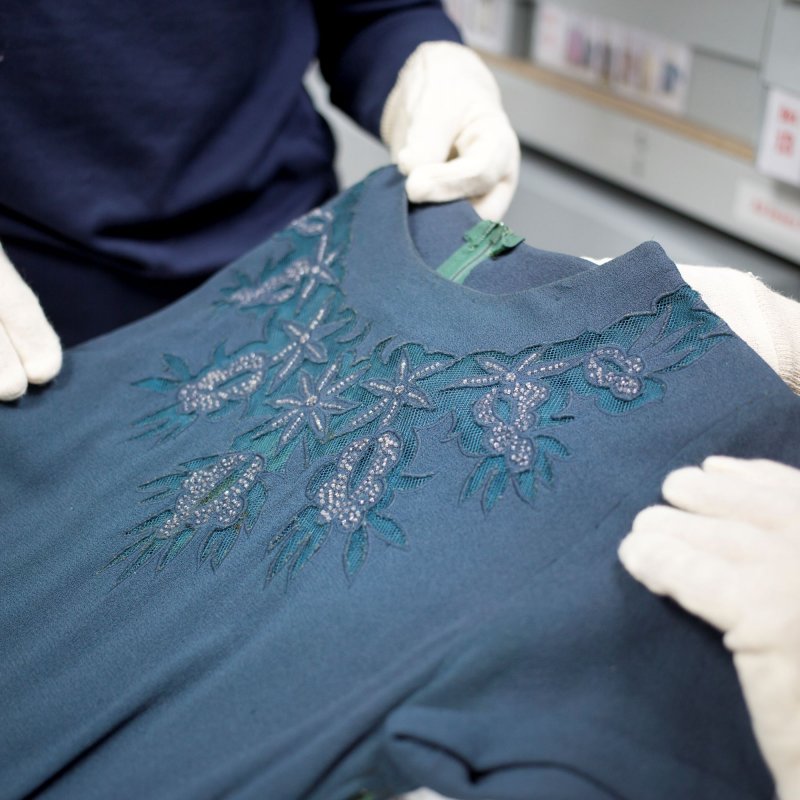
[437,220,525,284]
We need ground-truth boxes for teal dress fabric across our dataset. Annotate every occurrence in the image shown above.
[1,167,798,800]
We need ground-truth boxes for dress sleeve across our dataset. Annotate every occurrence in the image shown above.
[312,1,461,136]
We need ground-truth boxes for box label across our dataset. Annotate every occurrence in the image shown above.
[757,86,800,187]
[533,2,692,114]
[734,179,800,255]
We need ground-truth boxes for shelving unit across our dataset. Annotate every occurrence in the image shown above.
[306,64,800,295]
[484,51,800,266]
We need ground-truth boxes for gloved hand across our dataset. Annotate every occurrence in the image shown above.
[381,41,520,221]
[619,456,800,800]
[0,243,62,401]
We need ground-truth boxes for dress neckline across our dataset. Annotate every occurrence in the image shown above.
[340,167,687,358]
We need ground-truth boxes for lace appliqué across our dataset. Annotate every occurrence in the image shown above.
[268,430,428,581]
[132,346,275,440]
[436,289,728,509]
[114,182,730,585]
[131,192,361,443]
[104,453,268,583]
[275,433,400,579]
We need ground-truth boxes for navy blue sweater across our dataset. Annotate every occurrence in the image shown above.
[0,1,459,341]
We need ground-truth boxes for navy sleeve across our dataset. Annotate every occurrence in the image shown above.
[312,1,462,136]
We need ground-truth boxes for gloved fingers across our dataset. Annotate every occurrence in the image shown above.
[662,464,800,529]
[734,650,800,730]
[462,115,519,219]
[703,455,800,494]
[382,41,520,216]
[396,112,462,175]
[619,518,742,631]
[0,244,62,388]
[405,156,499,207]
[470,175,518,221]
[405,116,519,213]
[386,41,503,172]
[630,505,770,562]
[3,306,62,386]
[0,322,28,401]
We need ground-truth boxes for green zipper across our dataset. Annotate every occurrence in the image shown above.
[436,219,524,284]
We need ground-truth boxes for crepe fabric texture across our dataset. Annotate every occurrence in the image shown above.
[1,168,798,800]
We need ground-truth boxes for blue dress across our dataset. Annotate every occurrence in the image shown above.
[1,167,795,799]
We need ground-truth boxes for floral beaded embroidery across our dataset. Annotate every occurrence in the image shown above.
[267,430,428,581]
[105,453,268,582]
[113,184,731,585]
[473,383,550,473]
[432,289,729,509]
[344,347,453,431]
[130,192,363,446]
[131,346,272,441]
[267,299,349,392]
[225,233,338,311]
[257,358,366,449]
[218,204,344,315]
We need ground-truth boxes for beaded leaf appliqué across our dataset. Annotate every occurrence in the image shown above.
[132,345,272,441]
[114,185,731,585]
[267,430,429,581]
[105,453,268,582]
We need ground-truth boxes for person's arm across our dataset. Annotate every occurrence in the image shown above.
[313,1,520,220]
[313,1,461,137]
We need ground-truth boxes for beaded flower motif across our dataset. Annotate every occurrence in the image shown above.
[105,453,268,583]
[250,358,367,449]
[267,431,428,582]
[131,346,271,441]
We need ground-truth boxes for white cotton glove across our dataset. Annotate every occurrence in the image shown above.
[0,243,62,400]
[380,41,520,221]
[619,457,800,800]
